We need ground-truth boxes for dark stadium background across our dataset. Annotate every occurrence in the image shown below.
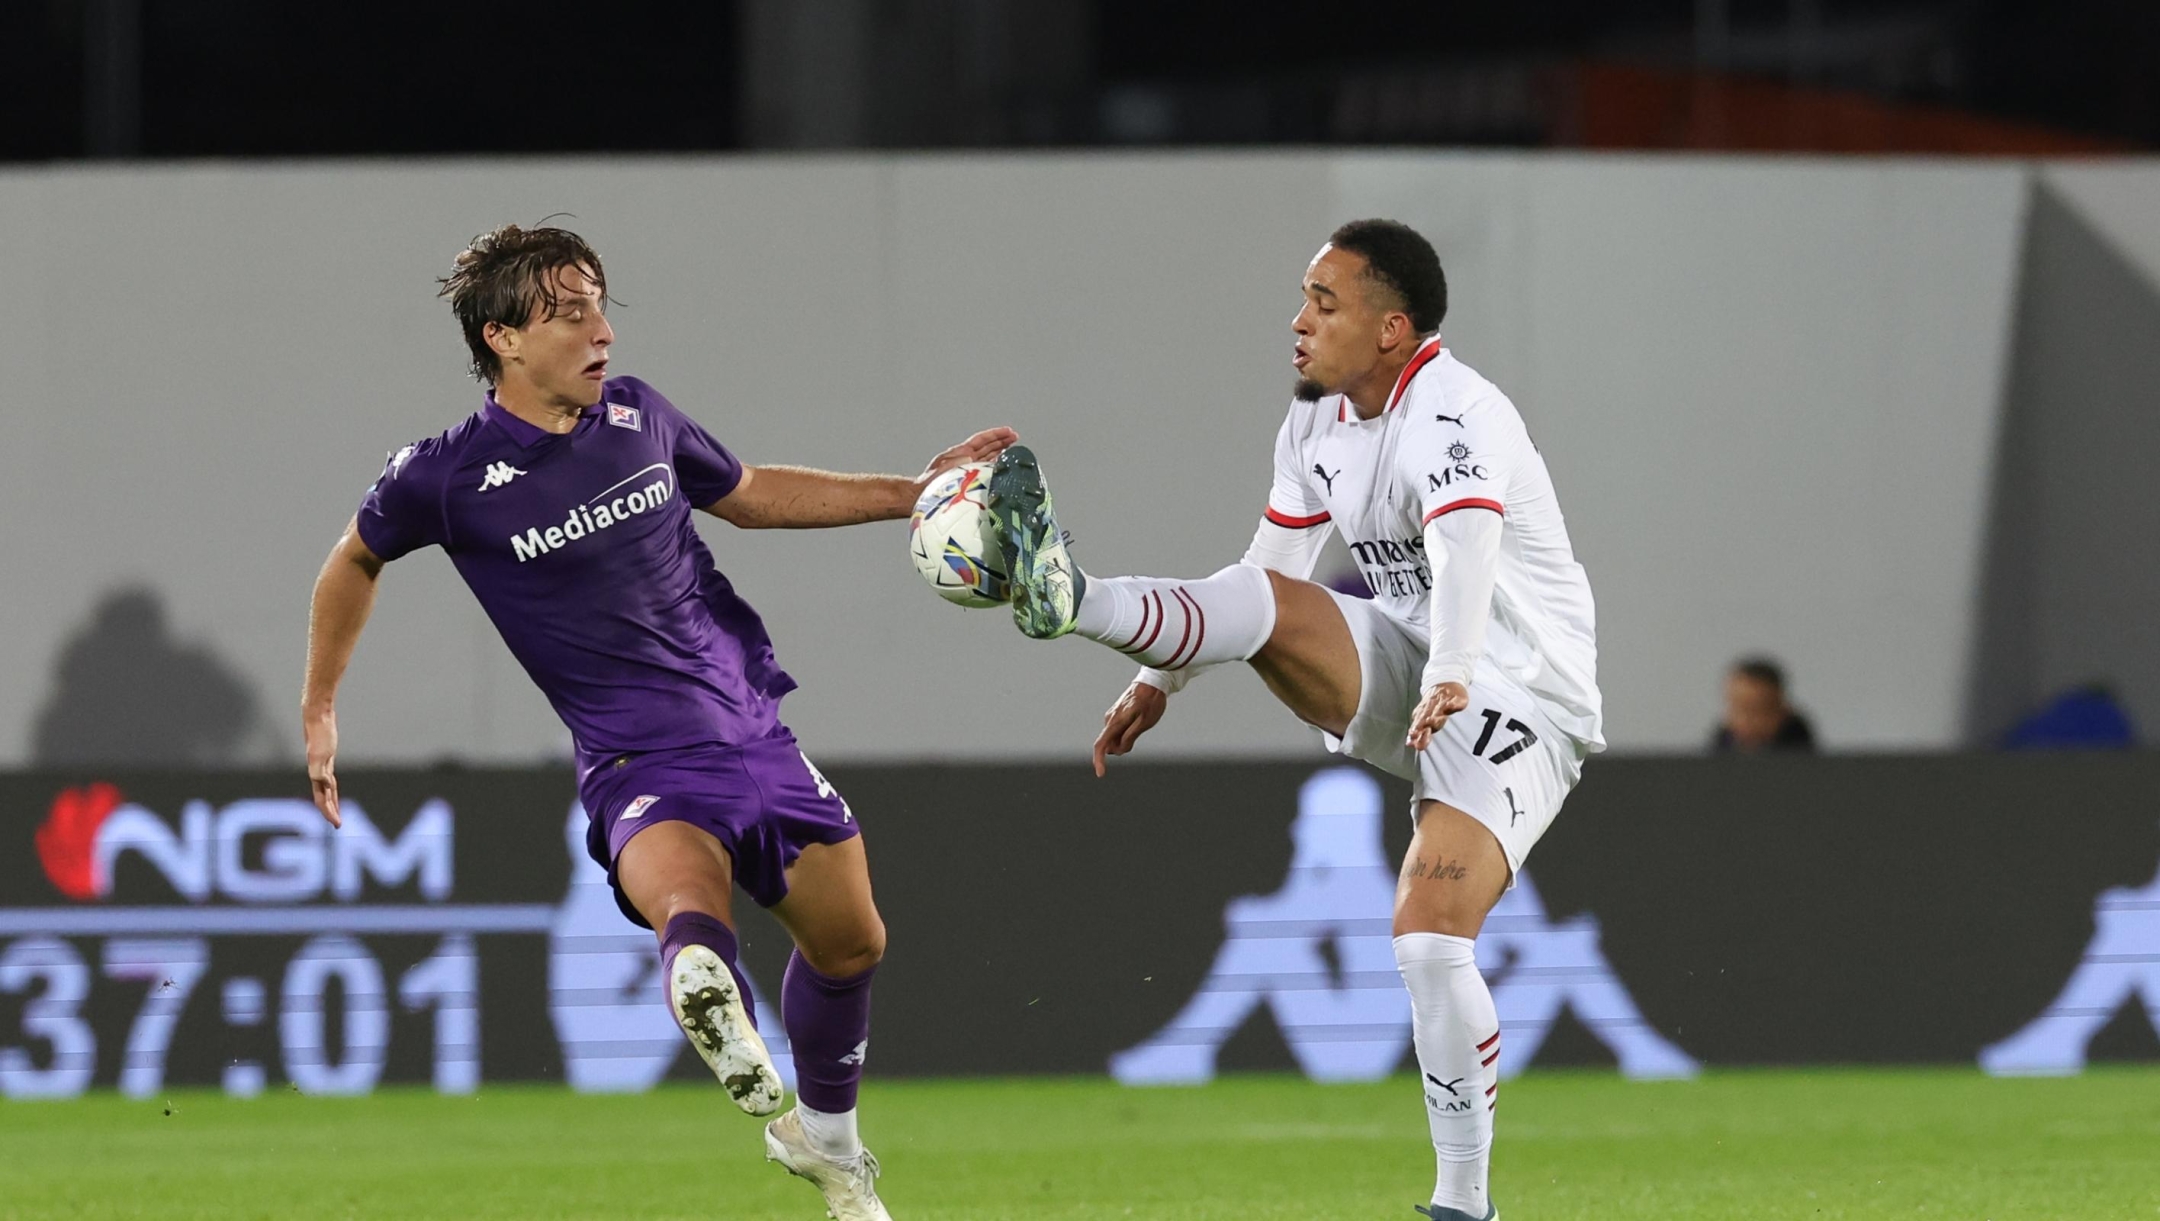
[5,0,2157,161]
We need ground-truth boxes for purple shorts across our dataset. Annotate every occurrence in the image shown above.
[579,725,859,927]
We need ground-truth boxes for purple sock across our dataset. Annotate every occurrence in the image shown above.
[658,912,756,1029]
[783,950,877,1112]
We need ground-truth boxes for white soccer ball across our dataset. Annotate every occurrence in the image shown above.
[909,462,1009,608]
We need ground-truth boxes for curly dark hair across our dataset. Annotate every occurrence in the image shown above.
[1328,218,1447,334]
[437,223,612,383]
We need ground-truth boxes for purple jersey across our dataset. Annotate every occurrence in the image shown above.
[356,376,795,778]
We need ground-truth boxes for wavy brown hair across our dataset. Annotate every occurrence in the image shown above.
[438,223,612,383]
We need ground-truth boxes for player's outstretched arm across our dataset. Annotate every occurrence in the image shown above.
[704,427,1018,529]
[301,518,387,829]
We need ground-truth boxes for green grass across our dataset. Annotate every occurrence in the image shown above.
[3,1070,2157,1220]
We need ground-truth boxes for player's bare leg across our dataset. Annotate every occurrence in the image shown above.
[1055,549,1510,1217]
[616,821,784,1116]
[1245,570,1364,736]
[1084,566,1366,768]
[1397,802,1510,1221]
[764,837,893,1221]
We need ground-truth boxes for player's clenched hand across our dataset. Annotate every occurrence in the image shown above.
[304,709,343,829]
[917,427,1019,485]
[1406,682,1470,753]
[1092,681,1168,776]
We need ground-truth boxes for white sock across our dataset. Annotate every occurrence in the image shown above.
[1071,563,1277,672]
[797,1103,861,1162]
[1395,932,1500,1217]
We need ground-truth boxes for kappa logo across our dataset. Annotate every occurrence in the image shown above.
[799,751,854,823]
[606,404,641,431]
[1981,851,2160,1075]
[838,1040,869,1067]
[478,461,526,492]
[1110,767,1698,1085]
[620,795,661,821]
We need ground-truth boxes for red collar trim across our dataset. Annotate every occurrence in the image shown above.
[1337,337,1445,423]
[1385,337,1445,413]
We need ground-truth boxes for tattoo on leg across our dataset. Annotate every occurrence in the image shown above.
[1404,856,1469,883]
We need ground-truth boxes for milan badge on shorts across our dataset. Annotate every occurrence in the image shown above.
[621,794,660,820]
[607,404,642,432]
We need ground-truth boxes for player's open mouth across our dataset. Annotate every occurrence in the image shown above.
[583,360,608,379]
[1292,349,1311,370]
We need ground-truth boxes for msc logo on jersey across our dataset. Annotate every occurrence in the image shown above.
[478,461,526,492]
[606,404,642,432]
[1427,443,1489,490]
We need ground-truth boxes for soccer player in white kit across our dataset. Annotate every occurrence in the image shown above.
[983,219,1602,1220]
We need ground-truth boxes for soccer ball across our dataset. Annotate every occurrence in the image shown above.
[909,462,1008,608]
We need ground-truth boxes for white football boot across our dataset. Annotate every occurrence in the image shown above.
[669,944,783,1115]
[765,1107,893,1220]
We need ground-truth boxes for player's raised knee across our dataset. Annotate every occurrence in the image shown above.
[804,920,886,979]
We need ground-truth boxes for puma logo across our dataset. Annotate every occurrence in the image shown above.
[1425,1072,1466,1096]
[1434,413,1464,427]
[1312,464,1340,495]
[1505,786,1525,826]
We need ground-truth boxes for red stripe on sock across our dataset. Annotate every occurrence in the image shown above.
[1484,1084,1497,1096]
[1477,1032,1500,1051]
[1126,592,1167,656]
[1114,589,1155,651]
[1165,587,1207,670]
[1162,589,1193,669]
[1159,589,1195,669]
[1480,1052,1499,1067]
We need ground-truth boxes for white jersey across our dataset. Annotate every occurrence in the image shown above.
[1264,339,1604,750]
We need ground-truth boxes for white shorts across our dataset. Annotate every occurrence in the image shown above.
[1321,590,1585,881]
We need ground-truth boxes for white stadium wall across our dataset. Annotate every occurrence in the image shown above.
[1965,164,2160,744]
[0,151,2111,766]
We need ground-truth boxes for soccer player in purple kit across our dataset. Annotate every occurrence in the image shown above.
[300,224,1011,1221]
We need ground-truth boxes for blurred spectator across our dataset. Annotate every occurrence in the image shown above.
[31,587,277,766]
[1710,657,1817,755]
[2002,684,2136,750]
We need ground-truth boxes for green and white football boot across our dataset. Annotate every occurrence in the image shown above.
[987,445,1085,639]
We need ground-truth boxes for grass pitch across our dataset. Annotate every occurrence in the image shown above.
[2,1069,2155,1220]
